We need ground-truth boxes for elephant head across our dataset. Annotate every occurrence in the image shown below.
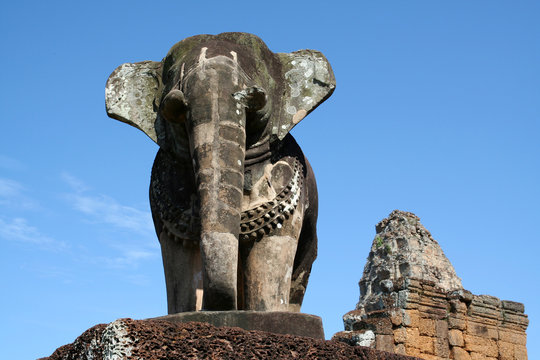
[106,32,335,312]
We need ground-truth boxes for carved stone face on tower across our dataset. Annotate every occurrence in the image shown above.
[105,32,335,313]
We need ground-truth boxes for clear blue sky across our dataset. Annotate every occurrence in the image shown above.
[1,1,538,358]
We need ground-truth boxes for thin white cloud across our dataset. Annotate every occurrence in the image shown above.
[62,173,158,269]
[0,217,67,250]
[0,175,61,251]
[19,263,76,283]
[62,173,154,235]
[0,154,25,171]
[60,172,89,193]
[70,193,154,234]
[98,248,157,269]
[0,177,23,198]
[0,177,39,209]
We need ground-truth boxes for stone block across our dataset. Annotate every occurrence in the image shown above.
[402,310,412,326]
[398,289,413,309]
[420,354,441,360]
[393,327,407,344]
[418,305,447,319]
[463,334,498,358]
[452,346,471,360]
[418,335,434,354]
[472,354,497,360]
[468,303,501,323]
[405,345,423,358]
[375,317,394,335]
[497,341,514,360]
[436,319,448,339]
[434,337,450,358]
[470,353,497,360]
[449,329,464,347]
[502,300,525,313]
[448,315,467,330]
[450,299,468,314]
[405,327,420,345]
[499,329,527,345]
[470,352,487,360]
[501,312,529,330]
[375,334,394,352]
[342,309,363,330]
[394,343,407,355]
[419,318,436,336]
[478,295,501,308]
[466,321,498,340]
[354,315,393,335]
[351,330,376,347]
[455,289,474,303]
[514,345,528,360]
[390,309,403,326]
[405,309,420,328]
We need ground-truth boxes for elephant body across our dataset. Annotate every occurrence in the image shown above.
[105,33,335,313]
[150,133,317,312]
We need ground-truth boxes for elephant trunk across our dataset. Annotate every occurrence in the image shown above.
[187,61,247,310]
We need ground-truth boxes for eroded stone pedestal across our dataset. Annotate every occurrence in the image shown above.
[42,318,421,360]
[151,311,325,339]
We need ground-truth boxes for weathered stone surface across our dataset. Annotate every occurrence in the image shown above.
[333,329,377,347]
[105,61,161,142]
[448,316,467,330]
[463,334,498,357]
[467,321,498,340]
[337,210,529,360]
[394,327,407,343]
[151,310,325,339]
[449,329,465,347]
[453,346,472,360]
[419,318,436,337]
[502,300,525,313]
[377,334,395,352]
[434,336,450,358]
[498,329,528,345]
[106,32,336,313]
[357,210,462,315]
[42,319,421,360]
[418,335,434,354]
[498,341,515,360]
[395,343,407,355]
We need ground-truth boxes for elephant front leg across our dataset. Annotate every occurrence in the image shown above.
[159,233,203,313]
[239,156,306,311]
[240,235,299,311]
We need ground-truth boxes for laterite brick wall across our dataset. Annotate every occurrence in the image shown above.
[335,278,528,360]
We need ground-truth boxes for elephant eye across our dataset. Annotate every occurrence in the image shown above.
[161,89,189,123]
[232,86,267,112]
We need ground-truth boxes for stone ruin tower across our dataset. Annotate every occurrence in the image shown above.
[334,210,529,360]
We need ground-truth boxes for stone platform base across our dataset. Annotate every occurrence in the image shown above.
[42,318,419,359]
[149,311,325,339]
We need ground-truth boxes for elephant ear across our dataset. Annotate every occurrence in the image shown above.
[105,61,162,143]
[274,50,335,140]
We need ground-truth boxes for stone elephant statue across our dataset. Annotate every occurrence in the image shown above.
[105,32,335,313]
